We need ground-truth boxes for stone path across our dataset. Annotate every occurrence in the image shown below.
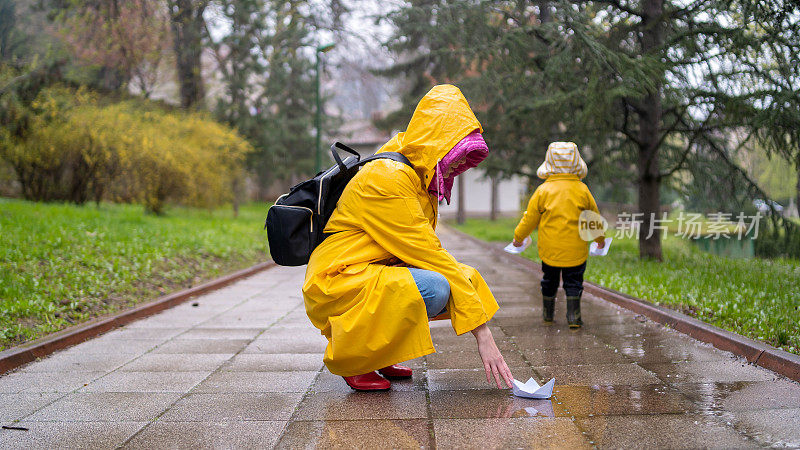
[1,227,799,448]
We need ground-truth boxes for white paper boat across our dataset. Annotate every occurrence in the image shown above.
[589,237,612,256]
[511,377,555,399]
[504,237,532,254]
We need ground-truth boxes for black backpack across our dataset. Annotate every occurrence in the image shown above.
[265,142,413,266]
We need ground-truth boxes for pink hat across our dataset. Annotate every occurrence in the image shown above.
[429,130,489,204]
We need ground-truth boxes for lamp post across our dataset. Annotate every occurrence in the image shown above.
[315,42,335,173]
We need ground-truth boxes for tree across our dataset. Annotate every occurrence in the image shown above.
[205,0,346,193]
[168,0,208,108]
[0,0,21,60]
[54,0,170,96]
[380,0,800,260]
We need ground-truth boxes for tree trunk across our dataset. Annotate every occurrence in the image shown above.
[537,0,551,24]
[456,174,466,225]
[169,0,206,109]
[636,0,664,261]
[232,176,241,218]
[490,175,499,221]
[796,162,800,218]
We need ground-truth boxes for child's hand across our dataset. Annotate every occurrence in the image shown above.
[512,239,524,247]
[596,237,606,249]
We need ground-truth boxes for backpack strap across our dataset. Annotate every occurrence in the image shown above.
[331,142,362,173]
[357,151,413,169]
[331,141,413,171]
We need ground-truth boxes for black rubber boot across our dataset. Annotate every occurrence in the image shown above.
[566,295,583,328]
[542,295,555,323]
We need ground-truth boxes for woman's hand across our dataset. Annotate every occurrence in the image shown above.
[471,323,514,388]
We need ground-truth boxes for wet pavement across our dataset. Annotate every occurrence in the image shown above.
[2,226,799,448]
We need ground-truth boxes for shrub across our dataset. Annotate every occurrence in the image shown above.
[755,216,800,260]
[0,85,252,213]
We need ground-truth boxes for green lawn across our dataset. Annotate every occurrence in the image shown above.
[451,217,800,355]
[0,198,269,350]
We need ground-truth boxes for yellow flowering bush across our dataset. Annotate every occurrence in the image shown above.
[0,86,252,213]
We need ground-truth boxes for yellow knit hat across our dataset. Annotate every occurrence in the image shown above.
[536,142,588,179]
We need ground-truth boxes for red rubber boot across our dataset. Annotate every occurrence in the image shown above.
[378,364,413,378]
[342,372,391,391]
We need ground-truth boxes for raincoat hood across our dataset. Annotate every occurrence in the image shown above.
[536,142,588,179]
[377,84,483,190]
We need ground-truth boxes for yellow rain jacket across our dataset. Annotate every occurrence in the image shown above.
[514,143,602,267]
[302,85,499,377]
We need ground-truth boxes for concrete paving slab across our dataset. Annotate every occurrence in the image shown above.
[101,327,185,340]
[674,380,800,411]
[252,327,326,341]
[510,333,606,350]
[533,363,663,386]
[124,420,286,449]
[25,392,182,421]
[426,349,528,370]
[275,419,431,449]
[641,360,778,383]
[576,414,758,448]
[212,312,286,323]
[151,339,250,354]
[520,346,632,366]
[118,354,233,372]
[57,338,164,355]
[176,327,264,340]
[205,315,286,327]
[427,368,530,391]
[0,371,106,393]
[220,353,324,372]
[158,393,304,421]
[432,417,590,449]
[78,371,210,393]
[429,389,568,419]
[0,393,63,421]
[615,340,734,364]
[124,316,209,329]
[550,384,696,417]
[193,371,318,393]
[242,338,327,354]
[16,353,135,373]
[294,391,428,420]
[729,407,800,447]
[430,336,517,353]
[0,421,147,449]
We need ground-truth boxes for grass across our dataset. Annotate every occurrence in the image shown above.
[0,198,269,350]
[451,217,800,355]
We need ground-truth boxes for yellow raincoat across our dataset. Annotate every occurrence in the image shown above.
[302,85,499,377]
[514,142,602,267]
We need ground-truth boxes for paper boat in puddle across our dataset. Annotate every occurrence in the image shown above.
[511,377,555,399]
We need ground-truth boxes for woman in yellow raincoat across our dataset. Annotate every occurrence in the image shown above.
[302,85,514,391]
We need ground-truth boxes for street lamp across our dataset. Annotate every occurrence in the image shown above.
[315,42,335,173]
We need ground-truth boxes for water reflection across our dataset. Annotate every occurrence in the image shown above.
[517,400,555,418]
[287,419,431,449]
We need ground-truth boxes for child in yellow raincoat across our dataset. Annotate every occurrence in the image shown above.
[303,85,514,391]
[512,142,605,328]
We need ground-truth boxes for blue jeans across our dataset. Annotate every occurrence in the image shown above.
[408,268,450,317]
